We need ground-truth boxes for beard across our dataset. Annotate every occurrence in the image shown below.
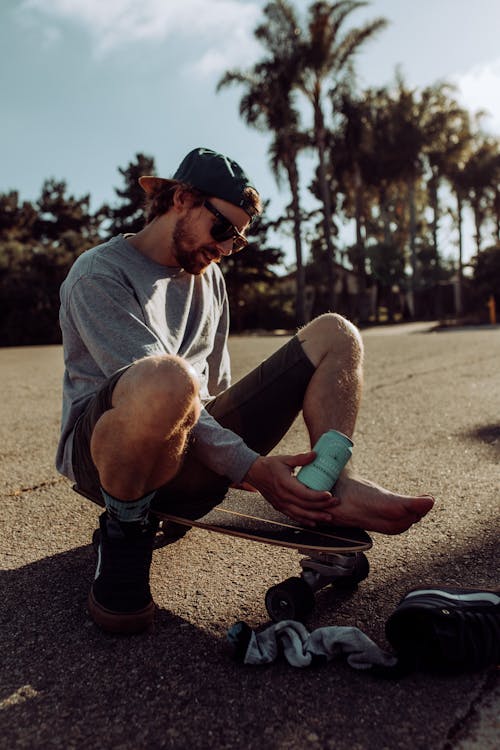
[172,216,220,275]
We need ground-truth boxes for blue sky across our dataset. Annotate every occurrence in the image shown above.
[2,0,500,266]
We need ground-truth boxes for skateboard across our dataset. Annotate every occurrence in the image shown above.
[73,484,372,622]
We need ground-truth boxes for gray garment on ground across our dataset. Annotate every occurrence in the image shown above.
[56,235,259,483]
[234,620,397,670]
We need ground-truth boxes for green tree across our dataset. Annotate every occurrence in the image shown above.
[292,0,388,307]
[0,180,96,345]
[420,85,469,273]
[32,178,94,243]
[331,91,373,319]
[461,136,500,254]
[218,3,308,324]
[347,84,412,304]
[220,204,286,331]
[106,153,157,236]
[0,191,37,243]
[471,243,500,318]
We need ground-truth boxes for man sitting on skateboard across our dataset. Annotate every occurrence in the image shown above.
[57,147,434,634]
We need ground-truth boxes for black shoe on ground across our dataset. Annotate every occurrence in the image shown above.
[88,512,159,635]
[385,585,500,673]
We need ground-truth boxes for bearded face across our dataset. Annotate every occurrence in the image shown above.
[172,215,221,275]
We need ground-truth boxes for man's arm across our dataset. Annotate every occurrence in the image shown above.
[244,454,339,526]
[193,286,337,524]
[205,285,231,396]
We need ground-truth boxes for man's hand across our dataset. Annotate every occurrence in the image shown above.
[243,452,339,527]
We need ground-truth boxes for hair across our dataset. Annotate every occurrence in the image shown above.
[242,187,263,218]
[144,182,205,224]
[144,182,262,225]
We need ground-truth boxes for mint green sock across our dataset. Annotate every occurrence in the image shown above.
[100,487,156,525]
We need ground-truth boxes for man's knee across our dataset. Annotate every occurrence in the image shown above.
[298,313,363,367]
[113,354,201,431]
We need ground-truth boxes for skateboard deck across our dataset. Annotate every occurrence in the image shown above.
[73,485,371,554]
[154,491,372,553]
[73,484,372,621]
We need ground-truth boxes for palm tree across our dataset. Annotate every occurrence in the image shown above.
[330,90,375,320]
[462,136,500,255]
[489,145,500,243]
[218,6,309,324]
[291,0,388,308]
[351,85,412,305]
[347,76,456,319]
[420,85,468,272]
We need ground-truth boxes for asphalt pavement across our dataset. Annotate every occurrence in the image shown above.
[0,322,498,749]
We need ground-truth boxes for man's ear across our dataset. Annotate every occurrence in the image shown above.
[172,187,195,213]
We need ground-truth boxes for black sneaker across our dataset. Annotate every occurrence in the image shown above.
[88,512,159,634]
[385,586,500,672]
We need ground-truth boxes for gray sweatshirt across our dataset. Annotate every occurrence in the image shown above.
[56,235,259,483]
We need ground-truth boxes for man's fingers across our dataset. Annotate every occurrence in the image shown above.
[272,501,334,527]
[284,451,316,468]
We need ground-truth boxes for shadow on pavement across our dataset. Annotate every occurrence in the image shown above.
[1,544,253,748]
[468,423,500,456]
[0,527,496,749]
[314,524,499,629]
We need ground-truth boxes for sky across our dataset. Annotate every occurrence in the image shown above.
[2,0,500,267]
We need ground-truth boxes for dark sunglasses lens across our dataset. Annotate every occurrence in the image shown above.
[210,219,233,243]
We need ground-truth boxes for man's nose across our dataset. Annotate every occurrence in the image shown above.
[216,238,234,256]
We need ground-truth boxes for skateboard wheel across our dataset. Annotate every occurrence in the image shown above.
[265,577,315,622]
[335,552,370,588]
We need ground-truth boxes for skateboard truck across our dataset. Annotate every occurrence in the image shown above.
[264,550,370,622]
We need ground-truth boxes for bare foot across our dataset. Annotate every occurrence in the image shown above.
[328,475,434,534]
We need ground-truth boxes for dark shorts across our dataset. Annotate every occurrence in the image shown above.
[72,335,315,511]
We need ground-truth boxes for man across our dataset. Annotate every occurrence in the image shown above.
[57,147,434,635]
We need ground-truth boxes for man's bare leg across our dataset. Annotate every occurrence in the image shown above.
[90,354,201,501]
[298,314,434,534]
[86,354,201,634]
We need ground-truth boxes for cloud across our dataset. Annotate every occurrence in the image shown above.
[453,59,500,132]
[19,0,262,71]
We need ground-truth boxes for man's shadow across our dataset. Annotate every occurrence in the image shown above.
[469,423,500,456]
[1,518,496,748]
[0,542,237,746]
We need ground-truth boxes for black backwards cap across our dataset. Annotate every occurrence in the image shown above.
[139,147,259,218]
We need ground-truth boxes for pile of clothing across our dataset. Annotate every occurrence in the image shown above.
[228,586,500,675]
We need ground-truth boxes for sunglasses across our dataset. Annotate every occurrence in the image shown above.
[203,200,248,253]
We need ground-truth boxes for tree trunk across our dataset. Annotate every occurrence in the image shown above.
[353,163,367,322]
[472,197,482,255]
[314,98,337,311]
[455,190,464,317]
[408,177,418,319]
[429,173,443,318]
[429,173,441,270]
[285,158,306,326]
[495,188,500,242]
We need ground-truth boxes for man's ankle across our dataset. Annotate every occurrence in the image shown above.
[100,486,156,525]
[89,511,157,634]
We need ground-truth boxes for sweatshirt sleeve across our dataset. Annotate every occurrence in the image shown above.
[191,408,259,484]
[206,286,231,396]
[195,281,259,481]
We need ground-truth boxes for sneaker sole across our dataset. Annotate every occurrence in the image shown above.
[88,590,156,635]
[401,586,500,607]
